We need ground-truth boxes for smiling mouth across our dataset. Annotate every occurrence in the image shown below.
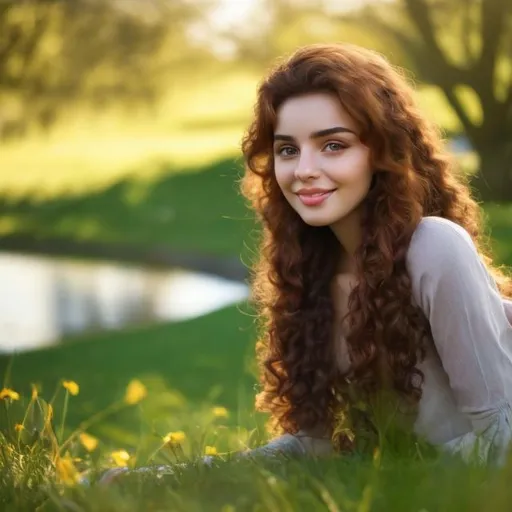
[296,189,336,206]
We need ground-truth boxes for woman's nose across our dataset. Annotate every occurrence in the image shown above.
[294,152,320,181]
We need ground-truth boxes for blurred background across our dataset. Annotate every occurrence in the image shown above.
[0,0,510,451]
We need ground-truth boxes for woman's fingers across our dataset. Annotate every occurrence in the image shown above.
[97,467,129,485]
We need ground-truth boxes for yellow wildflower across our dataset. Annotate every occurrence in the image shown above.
[204,445,217,456]
[0,388,20,400]
[62,380,79,396]
[212,406,228,418]
[79,432,99,452]
[124,379,147,405]
[14,423,24,432]
[56,455,80,485]
[111,449,131,467]
[31,384,38,400]
[163,431,186,445]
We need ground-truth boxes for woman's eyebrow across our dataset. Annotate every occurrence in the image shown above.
[273,126,356,142]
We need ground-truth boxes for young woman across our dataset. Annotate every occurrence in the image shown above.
[240,43,512,466]
[98,43,512,484]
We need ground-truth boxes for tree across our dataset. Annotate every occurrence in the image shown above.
[350,0,512,202]
[223,0,512,201]
[0,0,207,139]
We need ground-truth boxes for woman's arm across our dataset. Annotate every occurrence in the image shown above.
[407,217,512,465]
[239,426,333,459]
[504,298,512,325]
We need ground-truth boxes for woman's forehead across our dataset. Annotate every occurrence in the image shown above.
[274,93,358,137]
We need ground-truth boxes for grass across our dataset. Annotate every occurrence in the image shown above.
[0,157,256,257]
[0,304,259,443]
[483,203,512,269]
[3,358,512,511]
[0,159,509,267]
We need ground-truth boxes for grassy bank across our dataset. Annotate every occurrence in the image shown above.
[0,304,259,444]
[3,311,512,512]
[0,156,511,264]
[0,157,255,257]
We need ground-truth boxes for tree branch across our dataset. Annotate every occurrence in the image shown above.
[441,85,478,140]
[402,0,471,87]
[505,79,512,132]
[343,8,426,75]
[476,0,511,125]
[479,0,508,72]
[461,0,475,64]
[506,80,512,110]
[403,0,450,72]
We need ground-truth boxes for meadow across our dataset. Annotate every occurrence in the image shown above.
[0,71,511,511]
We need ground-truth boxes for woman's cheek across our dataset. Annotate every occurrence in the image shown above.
[275,165,294,190]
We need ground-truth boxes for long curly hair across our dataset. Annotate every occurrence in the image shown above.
[241,43,512,450]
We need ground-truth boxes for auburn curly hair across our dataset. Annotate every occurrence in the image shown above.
[240,43,512,451]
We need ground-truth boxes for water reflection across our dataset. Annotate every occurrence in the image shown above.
[0,252,249,353]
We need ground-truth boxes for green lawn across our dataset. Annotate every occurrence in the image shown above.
[0,157,255,257]
[0,304,260,445]
[3,304,512,512]
[483,203,512,270]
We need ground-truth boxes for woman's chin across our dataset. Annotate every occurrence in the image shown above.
[300,215,333,227]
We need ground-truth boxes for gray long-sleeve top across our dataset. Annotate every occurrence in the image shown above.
[252,217,512,465]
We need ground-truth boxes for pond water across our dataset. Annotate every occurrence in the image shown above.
[0,252,249,353]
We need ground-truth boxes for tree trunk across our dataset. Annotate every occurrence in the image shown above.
[469,142,512,202]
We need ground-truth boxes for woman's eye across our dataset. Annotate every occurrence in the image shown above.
[324,142,346,152]
[277,146,298,157]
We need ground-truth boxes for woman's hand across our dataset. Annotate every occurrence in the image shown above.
[94,456,216,486]
[97,467,130,486]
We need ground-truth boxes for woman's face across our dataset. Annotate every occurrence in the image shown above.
[273,92,373,228]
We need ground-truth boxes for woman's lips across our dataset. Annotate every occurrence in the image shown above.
[297,190,335,206]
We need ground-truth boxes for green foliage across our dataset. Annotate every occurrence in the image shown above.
[0,0,208,138]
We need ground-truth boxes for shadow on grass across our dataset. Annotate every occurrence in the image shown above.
[0,157,258,264]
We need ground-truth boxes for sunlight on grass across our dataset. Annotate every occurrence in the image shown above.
[0,72,470,200]
[0,72,257,199]
[1,128,246,198]
[3,374,512,511]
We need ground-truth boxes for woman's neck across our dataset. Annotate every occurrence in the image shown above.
[330,207,363,275]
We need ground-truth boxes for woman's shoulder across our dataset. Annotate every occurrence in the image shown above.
[410,216,475,255]
[412,216,473,244]
[406,216,478,273]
